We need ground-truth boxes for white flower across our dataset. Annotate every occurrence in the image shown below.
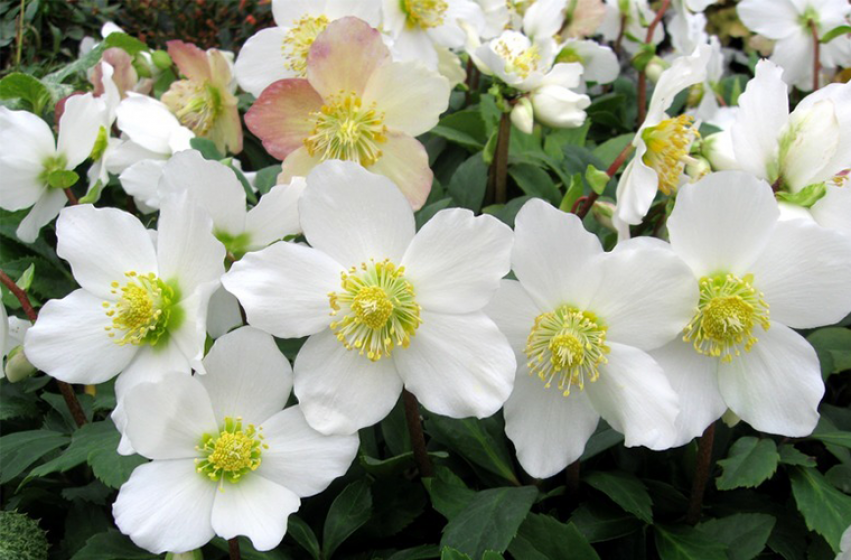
[667,2,709,58]
[24,195,225,449]
[234,0,382,97]
[0,95,103,242]
[511,97,535,134]
[530,82,591,129]
[223,160,516,435]
[113,326,358,554]
[475,30,558,91]
[613,44,711,240]
[737,0,851,91]
[599,0,665,54]
[485,199,696,478]
[556,39,620,86]
[651,171,851,446]
[86,62,123,197]
[473,0,511,38]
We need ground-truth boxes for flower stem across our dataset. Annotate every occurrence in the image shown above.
[809,20,821,92]
[64,188,78,205]
[403,389,434,478]
[15,0,25,68]
[565,460,581,505]
[636,0,671,127]
[574,143,635,219]
[0,268,87,428]
[488,112,512,205]
[685,422,715,525]
[614,13,627,55]
[228,537,241,560]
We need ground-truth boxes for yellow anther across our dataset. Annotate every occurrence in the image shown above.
[642,115,700,195]
[403,0,449,29]
[304,91,388,167]
[282,15,330,76]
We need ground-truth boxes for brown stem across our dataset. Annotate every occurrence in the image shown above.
[574,143,635,219]
[488,112,512,205]
[810,20,821,92]
[403,389,434,478]
[465,58,474,106]
[686,422,716,525]
[565,460,581,504]
[636,0,671,127]
[0,268,87,428]
[228,537,241,560]
[64,188,78,205]
[614,13,627,55]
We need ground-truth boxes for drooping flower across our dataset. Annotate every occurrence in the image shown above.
[558,0,607,39]
[0,95,103,243]
[113,326,359,554]
[245,17,451,210]
[161,41,242,155]
[737,0,851,91]
[234,0,381,97]
[613,44,711,240]
[485,199,697,478]
[223,160,516,435]
[90,47,152,99]
[650,171,851,445]
[599,0,665,54]
[24,194,225,450]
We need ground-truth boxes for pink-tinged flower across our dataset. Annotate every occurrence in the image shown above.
[90,47,152,99]
[245,17,451,210]
[161,40,242,155]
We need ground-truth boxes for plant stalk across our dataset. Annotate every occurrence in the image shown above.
[636,0,671,126]
[403,389,434,478]
[810,20,821,92]
[228,537,241,560]
[488,112,512,205]
[686,422,716,525]
[574,143,635,219]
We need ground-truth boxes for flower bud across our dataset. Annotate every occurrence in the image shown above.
[166,550,203,560]
[5,346,36,383]
[591,200,617,232]
[151,50,173,71]
[644,56,669,84]
[510,97,535,135]
[530,85,590,129]
[700,131,739,171]
[685,156,711,182]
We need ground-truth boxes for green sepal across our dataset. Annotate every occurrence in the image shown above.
[79,179,104,205]
[776,182,827,208]
[821,25,851,44]
[585,165,609,195]
[16,264,35,291]
[631,43,657,73]
[46,169,79,189]
[152,50,173,70]
[560,173,584,212]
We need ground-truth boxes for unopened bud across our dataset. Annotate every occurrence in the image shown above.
[591,200,616,232]
[644,56,668,83]
[152,50,173,71]
[686,156,711,182]
[166,550,203,560]
[510,97,535,135]
[5,346,36,383]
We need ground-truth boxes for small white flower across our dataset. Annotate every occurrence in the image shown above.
[556,38,620,86]
[599,0,665,54]
[486,199,697,478]
[113,326,358,554]
[651,171,851,445]
[223,160,516,435]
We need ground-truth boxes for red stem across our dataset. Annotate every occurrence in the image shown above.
[403,389,434,478]
[64,188,78,205]
[810,20,821,92]
[637,0,671,127]
[228,537,241,560]
[574,143,635,219]
[686,423,716,525]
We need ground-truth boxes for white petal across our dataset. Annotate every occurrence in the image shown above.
[749,219,851,328]
[504,369,599,479]
[388,27,439,68]
[123,373,217,460]
[159,150,247,237]
[299,160,415,266]
[784,100,841,190]
[667,172,778,277]
[649,339,725,447]
[613,146,660,228]
[258,406,359,497]
[234,27,294,98]
[244,178,306,250]
[207,286,243,339]
[512,198,603,311]
[222,241,342,338]
[484,279,541,356]
[293,329,403,435]
[810,183,851,237]
[24,289,137,384]
[0,107,56,162]
[401,209,512,315]
[211,474,300,552]
[57,93,104,167]
[718,323,823,437]
[394,311,515,419]
[56,204,158,300]
[644,44,710,125]
[116,94,183,155]
[770,32,814,91]
[272,0,324,25]
[588,240,698,351]
[198,326,292,426]
[585,343,679,450]
[0,156,47,211]
[736,0,801,38]
[16,189,66,244]
[157,193,226,297]
[113,459,216,555]
[523,0,567,39]
[119,159,167,211]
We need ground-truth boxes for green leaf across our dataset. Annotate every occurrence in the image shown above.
[360,450,447,477]
[424,465,478,521]
[427,415,518,485]
[45,33,149,84]
[821,25,851,43]
[387,545,441,560]
[447,154,488,212]
[16,264,34,291]
[323,479,373,559]
[431,111,487,151]
[778,444,816,467]
[440,548,472,560]
[0,429,69,484]
[544,122,590,158]
[253,164,282,195]
[654,525,727,560]
[508,514,600,560]
[809,431,851,450]
[569,501,643,543]
[580,422,625,461]
[583,470,653,524]
[716,437,779,490]
[287,515,320,560]
[190,137,225,161]
[789,466,851,552]
[826,464,851,493]
[807,328,851,378]
[559,173,584,213]
[70,530,157,560]
[440,486,538,559]
[697,513,776,560]
[508,164,560,205]
[0,73,51,114]
[585,165,610,195]
[592,134,633,169]
[361,476,427,538]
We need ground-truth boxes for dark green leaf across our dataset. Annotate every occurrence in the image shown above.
[0,73,51,114]
[716,437,779,490]
[826,464,851,493]
[508,164,560,205]
[431,111,487,151]
[287,515,320,560]
[583,470,653,524]
[427,415,518,485]
[424,465,477,521]
[509,514,600,560]
[254,164,282,195]
[807,328,851,378]
[440,548,472,560]
[323,479,373,559]
[809,431,851,450]
[569,501,643,543]
[70,530,157,560]
[0,429,69,484]
[447,154,488,212]
[654,525,727,560]
[580,421,624,461]
[190,137,224,161]
[778,444,817,467]
[789,466,851,552]
[387,545,441,560]
[697,513,776,560]
[592,134,633,169]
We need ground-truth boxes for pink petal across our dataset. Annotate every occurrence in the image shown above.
[207,49,233,90]
[306,17,390,99]
[368,132,432,210]
[167,40,212,82]
[245,79,323,161]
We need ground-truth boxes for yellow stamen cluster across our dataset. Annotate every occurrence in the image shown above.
[496,41,542,79]
[525,306,609,396]
[304,91,388,167]
[103,272,175,346]
[403,0,449,29]
[282,15,330,76]
[162,81,223,136]
[683,273,770,363]
[196,416,267,488]
[641,115,700,195]
[328,259,422,361]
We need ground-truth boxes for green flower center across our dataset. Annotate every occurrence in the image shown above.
[525,306,609,396]
[402,0,448,30]
[196,417,266,486]
[282,15,330,76]
[641,115,700,195]
[103,272,180,346]
[683,273,771,362]
[304,91,388,167]
[328,259,422,361]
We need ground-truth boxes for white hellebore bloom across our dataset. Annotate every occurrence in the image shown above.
[223,160,516,435]
[24,195,225,447]
[556,39,620,86]
[113,327,358,554]
[234,0,382,97]
[730,60,851,237]
[737,0,851,91]
[486,199,697,478]
[613,44,711,240]
[650,171,851,446]
[0,95,103,243]
[599,0,665,54]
